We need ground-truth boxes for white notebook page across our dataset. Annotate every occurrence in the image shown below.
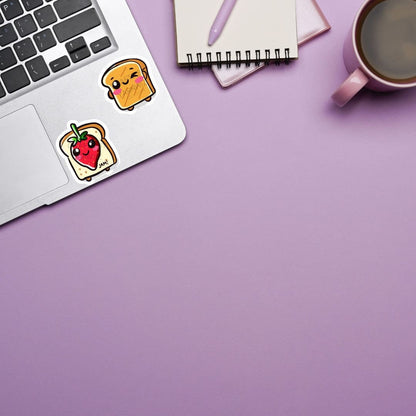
[173,0,298,66]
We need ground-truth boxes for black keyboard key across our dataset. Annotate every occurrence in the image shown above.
[22,0,43,11]
[14,37,36,61]
[54,0,91,19]
[0,13,3,25]
[0,46,16,70]
[0,81,5,97]
[53,8,100,43]
[1,65,30,93]
[14,14,37,37]
[0,23,17,47]
[0,0,23,20]
[69,45,90,63]
[91,36,111,54]
[49,55,69,73]
[65,36,85,53]
[33,28,56,51]
[34,5,56,28]
[26,55,49,81]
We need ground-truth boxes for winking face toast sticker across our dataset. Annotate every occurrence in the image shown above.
[59,122,117,182]
[102,58,156,111]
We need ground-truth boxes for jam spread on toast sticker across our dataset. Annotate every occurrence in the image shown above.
[101,58,156,111]
[59,122,117,182]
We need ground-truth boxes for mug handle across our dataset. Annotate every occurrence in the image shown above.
[332,68,369,107]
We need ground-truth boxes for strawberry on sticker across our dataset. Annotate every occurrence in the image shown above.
[68,124,101,170]
[59,122,117,182]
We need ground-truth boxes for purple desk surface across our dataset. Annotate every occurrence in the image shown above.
[1,1,416,415]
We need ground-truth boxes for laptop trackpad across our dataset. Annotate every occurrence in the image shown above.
[0,105,68,214]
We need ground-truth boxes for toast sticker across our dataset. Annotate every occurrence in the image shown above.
[59,122,117,182]
[102,58,156,111]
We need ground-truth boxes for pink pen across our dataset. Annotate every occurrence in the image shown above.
[208,0,238,46]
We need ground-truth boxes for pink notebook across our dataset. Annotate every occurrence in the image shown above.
[212,0,330,87]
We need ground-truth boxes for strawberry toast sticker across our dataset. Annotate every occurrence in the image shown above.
[59,122,117,182]
[101,58,156,111]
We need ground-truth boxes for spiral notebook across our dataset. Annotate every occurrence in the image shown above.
[173,0,298,67]
[212,0,330,87]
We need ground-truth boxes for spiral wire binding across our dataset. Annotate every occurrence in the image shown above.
[226,52,232,68]
[185,48,291,70]
[265,49,271,65]
[284,48,290,64]
[236,51,241,68]
[196,53,202,69]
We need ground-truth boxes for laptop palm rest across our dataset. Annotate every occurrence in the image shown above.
[0,105,68,215]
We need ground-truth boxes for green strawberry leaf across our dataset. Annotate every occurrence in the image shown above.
[68,123,88,144]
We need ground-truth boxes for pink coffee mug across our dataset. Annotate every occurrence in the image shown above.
[332,0,416,107]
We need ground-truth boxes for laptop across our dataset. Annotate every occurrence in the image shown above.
[0,0,186,226]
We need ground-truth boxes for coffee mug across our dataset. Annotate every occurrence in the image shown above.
[332,0,416,107]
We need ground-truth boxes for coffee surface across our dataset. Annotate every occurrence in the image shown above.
[358,0,416,83]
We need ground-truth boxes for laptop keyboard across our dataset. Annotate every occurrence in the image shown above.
[0,0,113,100]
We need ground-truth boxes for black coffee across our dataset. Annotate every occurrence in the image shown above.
[357,0,416,83]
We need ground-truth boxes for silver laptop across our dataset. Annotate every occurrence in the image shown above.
[0,0,186,226]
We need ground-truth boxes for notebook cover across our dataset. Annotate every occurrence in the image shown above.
[212,0,330,87]
[173,0,298,67]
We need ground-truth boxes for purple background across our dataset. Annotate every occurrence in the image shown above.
[2,0,416,414]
